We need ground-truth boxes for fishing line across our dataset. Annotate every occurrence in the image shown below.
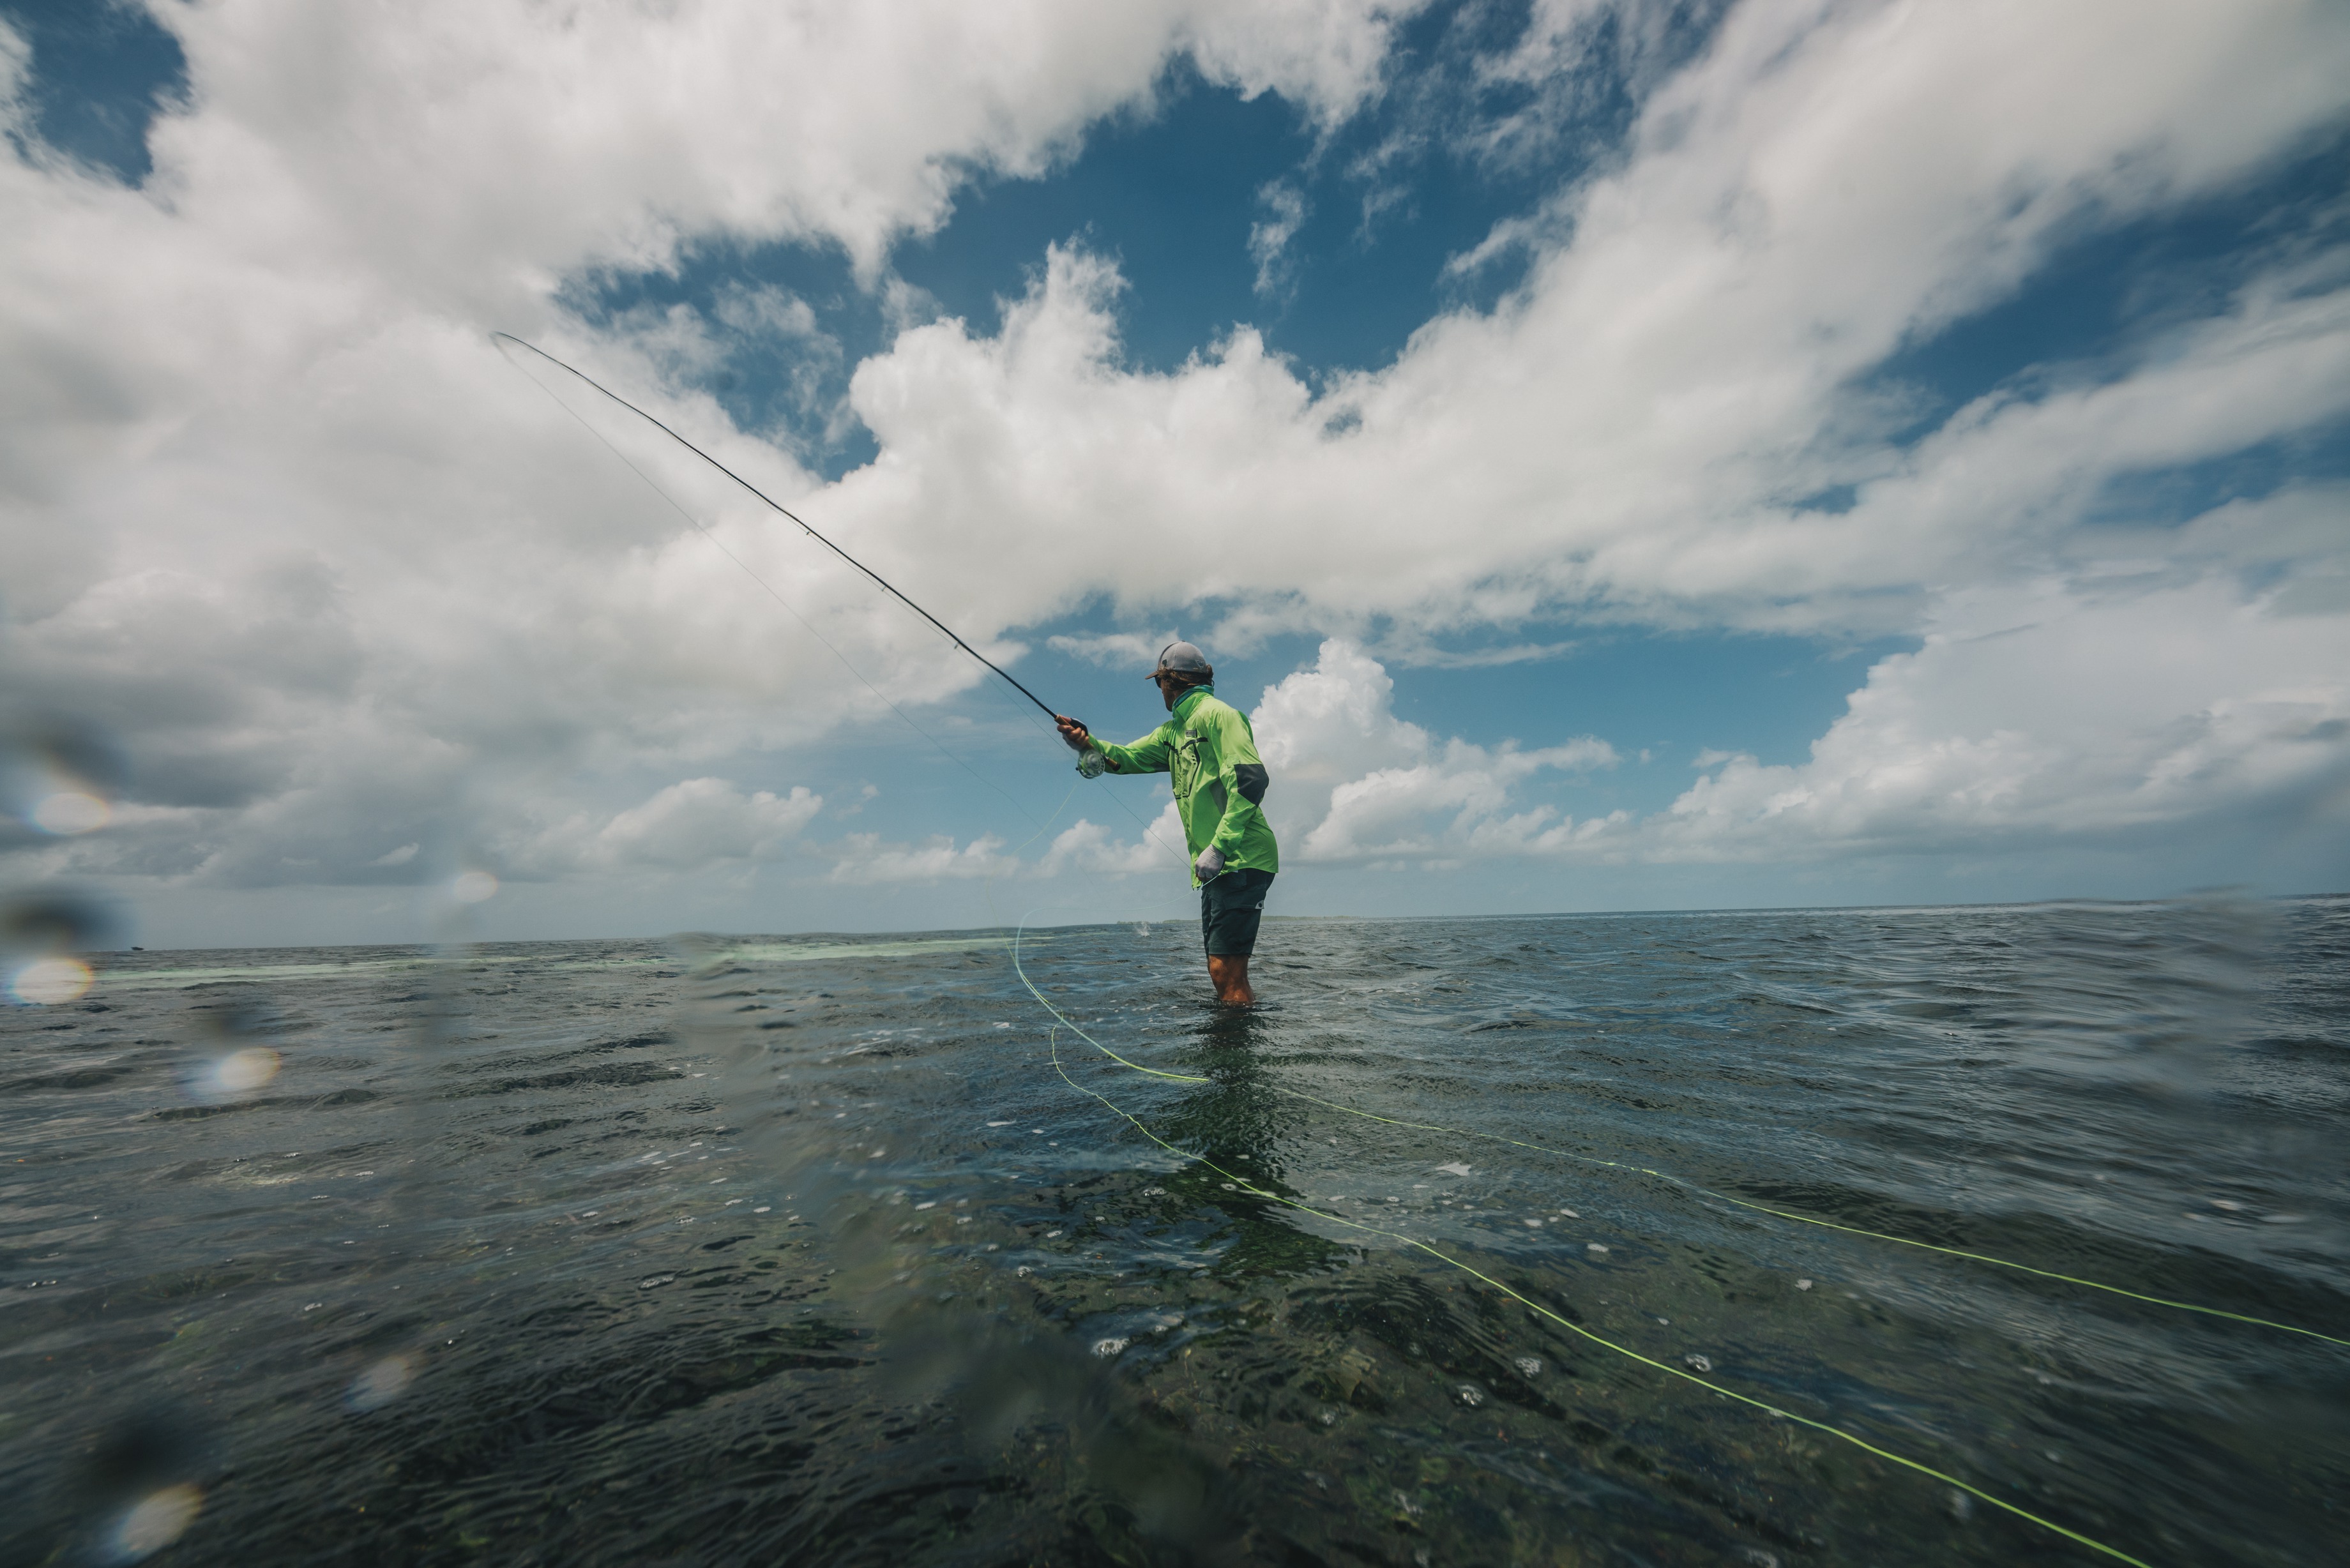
[1008,925,2347,1348]
[1042,1025,2156,1568]
[494,333,1064,722]
[993,903,2169,1560]
[1268,1086,2350,1349]
[1093,772,1192,868]
[498,333,1188,873]
[493,331,1056,829]
[485,334,2244,1562]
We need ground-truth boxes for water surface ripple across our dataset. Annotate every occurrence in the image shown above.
[3,899,2344,1565]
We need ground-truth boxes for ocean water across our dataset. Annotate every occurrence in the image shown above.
[3,898,2346,1567]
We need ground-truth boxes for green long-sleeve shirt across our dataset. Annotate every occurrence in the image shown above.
[1088,685,1278,886]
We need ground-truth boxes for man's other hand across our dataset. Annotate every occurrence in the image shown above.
[1054,715,1091,753]
[1193,847,1225,882]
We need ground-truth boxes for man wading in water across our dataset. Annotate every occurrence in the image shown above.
[1056,642,1278,1004]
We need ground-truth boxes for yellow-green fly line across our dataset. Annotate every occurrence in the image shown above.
[1037,1025,2155,1567]
[528,333,2326,1559]
[1010,923,2344,1348]
[1011,914,2347,1567]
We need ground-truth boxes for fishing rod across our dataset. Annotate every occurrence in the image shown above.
[492,332,1068,727]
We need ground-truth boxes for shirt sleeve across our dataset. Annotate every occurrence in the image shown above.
[1094,720,1174,775]
[1205,705,1271,857]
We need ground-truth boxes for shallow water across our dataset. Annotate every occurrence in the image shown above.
[3,898,2346,1567]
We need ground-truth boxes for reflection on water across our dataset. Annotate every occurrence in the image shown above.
[1159,1004,1307,1182]
[1,900,2344,1565]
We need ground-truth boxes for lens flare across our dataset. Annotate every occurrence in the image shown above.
[11,956,94,1005]
[107,1483,202,1563]
[31,790,110,834]
[451,870,499,903]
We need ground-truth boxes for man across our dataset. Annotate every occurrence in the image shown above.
[1055,642,1277,1004]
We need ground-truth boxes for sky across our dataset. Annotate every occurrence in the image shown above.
[0,0,2346,952]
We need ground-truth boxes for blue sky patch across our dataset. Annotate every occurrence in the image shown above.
[1,0,185,185]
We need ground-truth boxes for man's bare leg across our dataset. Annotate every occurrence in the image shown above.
[1207,954,1253,1005]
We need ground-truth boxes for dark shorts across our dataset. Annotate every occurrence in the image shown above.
[1200,868,1275,957]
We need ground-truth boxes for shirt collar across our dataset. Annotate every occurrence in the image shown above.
[1172,684,1214,723]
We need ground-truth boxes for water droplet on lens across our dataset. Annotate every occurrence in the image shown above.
[346,1355,413,1412]
[2,889,122,957]
[10,954,93,1005]
[211,1046,280,1096]
[34,790,109,834]
[107,1483,202,1562]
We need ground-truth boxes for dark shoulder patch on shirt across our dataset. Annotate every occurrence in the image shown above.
[1234,762,1268,804]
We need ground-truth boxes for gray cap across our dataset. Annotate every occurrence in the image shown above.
[1148,640,1213,680]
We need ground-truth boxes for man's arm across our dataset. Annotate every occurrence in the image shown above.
[1093,721,1175,776]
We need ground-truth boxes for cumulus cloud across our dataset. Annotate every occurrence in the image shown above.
[819,797,1183,886]
[3,0,2346,928]
[1040,801,1186,875]
[1252,639,1621,862]
[511,778,824,876]
[135,0,1409,289]
[1638,580,2350,861]
[1044,630,1186,668]
[1240,606,2349,869]
[828,831,1011,884]
[827,0,2350,641]
[0,1,1413,903]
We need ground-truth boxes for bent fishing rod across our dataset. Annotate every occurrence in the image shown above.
[492,331,1067,727]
